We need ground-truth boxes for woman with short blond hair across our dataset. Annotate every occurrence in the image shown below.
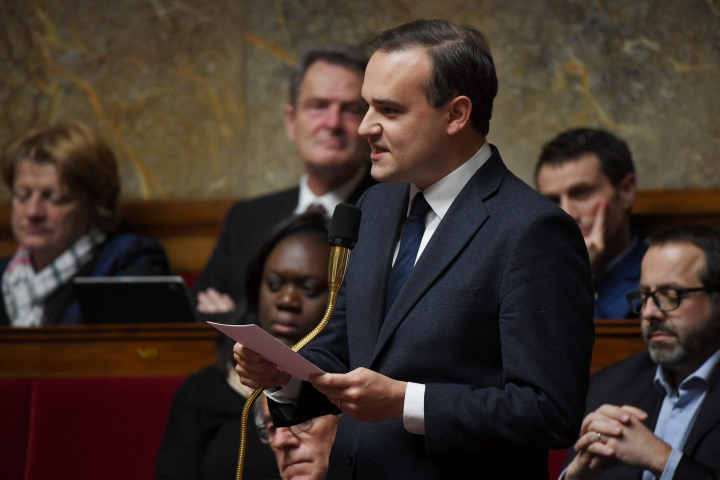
[0,122,169,326]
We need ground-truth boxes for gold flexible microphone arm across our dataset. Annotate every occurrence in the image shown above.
[235,204,361,480]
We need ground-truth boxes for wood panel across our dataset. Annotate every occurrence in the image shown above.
[0,190,717,274]
[632,190,720,233]
[592,320,645,373]
[0,323,219,378]
[0,320,643,378]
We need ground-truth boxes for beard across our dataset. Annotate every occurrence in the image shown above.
[643,305,720,369]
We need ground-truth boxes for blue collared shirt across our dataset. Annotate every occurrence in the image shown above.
[643,348,720,480]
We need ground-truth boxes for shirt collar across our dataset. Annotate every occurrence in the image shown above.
[654,347,720,397]
[407,141,492,218]
[295,163,368,215]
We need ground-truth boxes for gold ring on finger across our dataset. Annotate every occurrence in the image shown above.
[597,432,602,441]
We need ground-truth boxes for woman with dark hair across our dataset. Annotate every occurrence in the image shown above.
[0,122,169,326]
[156,212,330,480]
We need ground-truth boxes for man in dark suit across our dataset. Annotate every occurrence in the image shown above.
[235,20,595,478]
[535,129,644,319]
[194,45,375,314]
[563,224,720,480]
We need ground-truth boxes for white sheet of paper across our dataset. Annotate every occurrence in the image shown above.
[207,322,325,381]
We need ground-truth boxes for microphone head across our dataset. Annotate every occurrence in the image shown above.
[329,203,362,249]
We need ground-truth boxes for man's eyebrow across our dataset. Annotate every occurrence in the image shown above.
[638,282,685,290]
[363,97,404,109]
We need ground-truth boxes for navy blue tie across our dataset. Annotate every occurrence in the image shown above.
[385,193,431,317]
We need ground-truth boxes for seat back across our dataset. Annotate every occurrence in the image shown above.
[0,379,34,480]
[24,376,185,480]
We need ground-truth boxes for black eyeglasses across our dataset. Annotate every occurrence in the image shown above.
[626,287,720,315]
[257,418,314,444]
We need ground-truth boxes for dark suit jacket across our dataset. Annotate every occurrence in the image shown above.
[594,237,647,319]
[192,166,376,308]
[564,351,720,480]
[270,147,596,479]
[0,233,169,326]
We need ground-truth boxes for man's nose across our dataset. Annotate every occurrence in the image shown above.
[641,294,664,320]
[272,427,299,449]
[323,106,342,130]
[358,110,380,139]
[559,197,580,222]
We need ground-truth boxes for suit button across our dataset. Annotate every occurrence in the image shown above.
[346,453,354,466]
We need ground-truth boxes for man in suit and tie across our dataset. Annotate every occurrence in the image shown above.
[535,129,644,319]
[563,224,720,480]
[194,45,375,314]
[235,19,595,478]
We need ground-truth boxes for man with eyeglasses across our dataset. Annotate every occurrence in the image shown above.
[258,398,339,480]
[562,224,720,480]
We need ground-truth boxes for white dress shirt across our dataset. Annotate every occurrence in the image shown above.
[393,141,491,435]
[267,142,492,435]
[294,164,368,215]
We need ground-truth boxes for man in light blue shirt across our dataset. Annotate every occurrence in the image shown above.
[564,224,720,480]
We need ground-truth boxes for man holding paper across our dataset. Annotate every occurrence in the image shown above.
[235,19,595,479]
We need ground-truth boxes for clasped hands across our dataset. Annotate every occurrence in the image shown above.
[565,404,672,480]
[233,343,406,423]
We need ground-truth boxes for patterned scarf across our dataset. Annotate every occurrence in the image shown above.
[2,229,106,327]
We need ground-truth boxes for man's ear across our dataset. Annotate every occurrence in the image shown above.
[617,172,637,211]
[283,104,297,142]
[446,96,472,136]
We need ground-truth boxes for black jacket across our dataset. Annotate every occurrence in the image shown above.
[564,350,720,480]
[192,167,376,310]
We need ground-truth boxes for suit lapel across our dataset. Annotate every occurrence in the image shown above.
[637,377,664,433]
[683,358,720,453]
[353,185,408,365]
[369,149,508,366]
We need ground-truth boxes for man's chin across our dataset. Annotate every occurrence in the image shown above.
[648,342,687,367]
[369,162,403,184]
[281,461,316,480]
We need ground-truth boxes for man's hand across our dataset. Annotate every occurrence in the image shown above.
[566,404,671,479]
[309,368,406,423]
[585,200,606,267]
[233,343,292,390]
[197,288,236,313]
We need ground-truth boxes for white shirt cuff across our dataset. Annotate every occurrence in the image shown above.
[403,382,425,435]
[657,448,683,480]
[264,376,302,420]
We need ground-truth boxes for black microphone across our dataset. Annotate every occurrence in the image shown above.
[329,203,362,249]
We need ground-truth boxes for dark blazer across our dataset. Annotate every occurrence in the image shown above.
[594,237,647,319]
[564,351,720,480]
[0,233,170,326]
[271,147,596,479]
[192,166,376,306]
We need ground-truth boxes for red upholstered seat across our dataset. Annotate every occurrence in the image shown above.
[0,379,34,480]
[176,272,200,290]
[548,448,568,480]
[24,376,185,480]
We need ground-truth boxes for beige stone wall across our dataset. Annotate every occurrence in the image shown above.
[1,0,718,200]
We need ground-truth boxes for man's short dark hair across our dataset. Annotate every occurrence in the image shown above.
[536,128,635,186]
[368,19,498,136]
[647,224,720,290]
[288,45,369,106]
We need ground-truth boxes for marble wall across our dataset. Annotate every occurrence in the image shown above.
[1,0,718,200]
